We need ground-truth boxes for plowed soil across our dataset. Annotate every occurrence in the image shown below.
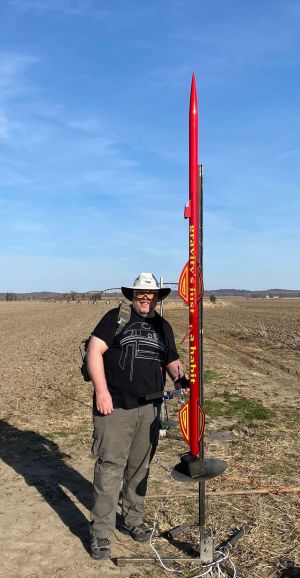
[0,298,299,578]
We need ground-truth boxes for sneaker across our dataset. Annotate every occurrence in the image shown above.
[122,522,153,543]
[90,535,111,560]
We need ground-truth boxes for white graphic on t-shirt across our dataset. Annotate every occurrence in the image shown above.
[119,321,166,381]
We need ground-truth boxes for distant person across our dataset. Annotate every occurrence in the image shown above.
[87,272,188,559]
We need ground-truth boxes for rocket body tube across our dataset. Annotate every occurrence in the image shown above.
[178,74,204,458]
[188,74,200,457]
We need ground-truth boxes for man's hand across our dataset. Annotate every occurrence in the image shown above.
[95,390,113,415]
[174,375,190,394]
[166,359,189,394]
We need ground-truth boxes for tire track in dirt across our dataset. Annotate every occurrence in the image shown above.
[204,331,300,410]
[206,331,300,379]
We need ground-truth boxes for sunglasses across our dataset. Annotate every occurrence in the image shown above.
[134,290,158,300]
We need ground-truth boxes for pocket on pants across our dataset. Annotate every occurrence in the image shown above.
[91,426,103,457]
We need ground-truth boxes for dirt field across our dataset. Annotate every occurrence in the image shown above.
[0,298,299,578]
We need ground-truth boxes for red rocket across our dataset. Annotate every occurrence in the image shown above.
[178,74,205,461]
[173,74,227,481]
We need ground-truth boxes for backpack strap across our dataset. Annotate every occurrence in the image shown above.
[80,301,131,382]
[115,299,131,335]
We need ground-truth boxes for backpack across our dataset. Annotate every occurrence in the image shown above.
[79,300,131,382]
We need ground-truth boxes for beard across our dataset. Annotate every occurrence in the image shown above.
[132,300,156,318]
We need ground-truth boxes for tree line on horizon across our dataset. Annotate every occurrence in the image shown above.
[1,288,300,301]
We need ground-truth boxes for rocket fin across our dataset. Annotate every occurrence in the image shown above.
[198,266,204,301]
[179,400,190,444]
[198,402,205,442]
[178,262,189,305]
[179,400,206,445]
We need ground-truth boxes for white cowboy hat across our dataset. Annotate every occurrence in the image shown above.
[121,272,171,302]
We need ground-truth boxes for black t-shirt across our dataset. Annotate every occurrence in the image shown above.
[91,306,179,411]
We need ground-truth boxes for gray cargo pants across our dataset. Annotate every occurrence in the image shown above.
[90,403,160,539]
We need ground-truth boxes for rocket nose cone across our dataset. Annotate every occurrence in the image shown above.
[190,73,198,114]
[191,72,197,91]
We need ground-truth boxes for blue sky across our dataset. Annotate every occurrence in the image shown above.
[0,0,299,292]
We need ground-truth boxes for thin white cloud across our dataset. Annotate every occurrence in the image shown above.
[0,111,10,140]
[143,64,192,89]
[0,174,31,188]
[0,56,146,191]
[141,1,300,93]
[0,52,39,100]
[0,52,41,148]
[277,147,300,159]
[12,220,48,234]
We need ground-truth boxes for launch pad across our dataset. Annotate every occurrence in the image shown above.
[172,454,228,481]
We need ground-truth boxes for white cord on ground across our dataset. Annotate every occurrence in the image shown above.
[215,549,237,578]
[149,507,237,578]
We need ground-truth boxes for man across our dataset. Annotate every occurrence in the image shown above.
[87,272,187,560]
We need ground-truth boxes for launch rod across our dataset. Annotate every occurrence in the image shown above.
[199,164,204,436]
[198,165,205,541]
